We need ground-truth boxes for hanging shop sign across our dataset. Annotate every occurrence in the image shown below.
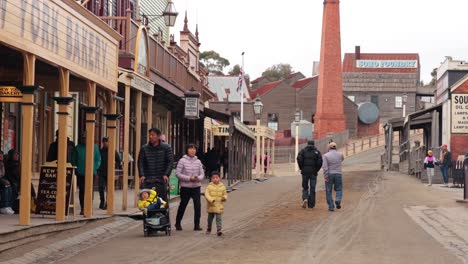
[0,86,23,103]
[0,0,120,92]
[184,88,200,119]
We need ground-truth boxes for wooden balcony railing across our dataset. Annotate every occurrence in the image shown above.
[99,13,207,95]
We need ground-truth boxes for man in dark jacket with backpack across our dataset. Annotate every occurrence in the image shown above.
[297,140,323,209]
[138,128,174,201]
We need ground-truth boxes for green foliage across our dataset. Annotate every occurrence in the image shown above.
[429,68,437,86]
[261,63,293,81]
[200,50,230,75]
[228,64,241,75]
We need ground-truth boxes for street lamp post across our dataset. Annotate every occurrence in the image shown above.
[141,0,179,27]
[294,109,300,172]
[253,97,264,179]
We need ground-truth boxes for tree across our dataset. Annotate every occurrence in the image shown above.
[261,63,293,81]
[228,64,241,75]
[200,50,230,75]
[429,68,437,86]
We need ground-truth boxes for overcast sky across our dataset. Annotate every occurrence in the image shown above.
[173,0,468,83]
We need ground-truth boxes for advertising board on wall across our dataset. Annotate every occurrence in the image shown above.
[451,93,468,133]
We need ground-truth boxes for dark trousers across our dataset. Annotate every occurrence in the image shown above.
[0,186,13,208]
[302,174,317,208]
[175,187,201,228]
[98,173,107,204]
[77,175,85,211]
[207,213,222,231]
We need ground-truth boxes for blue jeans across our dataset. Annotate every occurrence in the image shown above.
[302,174,317,208]
[325,174,343,210]
[0,186,13,208]
[440,165,449,184]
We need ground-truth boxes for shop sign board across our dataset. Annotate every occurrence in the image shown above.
[451,93,468,133]
[0,86,22,103]
[356,60,418,69]
[184,97,199,119]
[212,125,229,137]
[35,165,74,215]
[130,73,154,96]
[0,0,119,91]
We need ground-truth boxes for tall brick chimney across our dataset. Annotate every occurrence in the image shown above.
[313,0,346,139]
[355,45,361,60]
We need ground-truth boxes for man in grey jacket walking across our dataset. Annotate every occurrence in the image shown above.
[322,142,344,211]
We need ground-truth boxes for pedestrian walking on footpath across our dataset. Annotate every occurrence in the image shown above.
[138,128,174,206]
[423,150,437,186]
[263,152,271,175]
[71,133,101,215]
[204,171,227,236]
[175,143,205,231]
[439,144,452,186]
[98,137,121,210]
[323,142,344,212]
[297,140,323,209]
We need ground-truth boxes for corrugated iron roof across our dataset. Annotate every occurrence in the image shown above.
[292,76,317,89]
[208,76,251,102]
[249,80,283,97]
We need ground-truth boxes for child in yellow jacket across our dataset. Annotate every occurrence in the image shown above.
[204,171,227,236]
[138,189,167,214]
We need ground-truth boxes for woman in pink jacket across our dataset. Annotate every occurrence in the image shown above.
[175,143,205,231]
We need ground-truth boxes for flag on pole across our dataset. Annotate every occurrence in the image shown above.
[237,71,243,92]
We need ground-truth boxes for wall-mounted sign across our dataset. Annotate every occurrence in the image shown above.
[356,60,418,69]
[0,0,119,91]
[451,93,468,133]
[131,73,154,96]
[212,125,229,136]
[0,86,22,102]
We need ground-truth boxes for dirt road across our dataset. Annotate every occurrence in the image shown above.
[15,147,467,264]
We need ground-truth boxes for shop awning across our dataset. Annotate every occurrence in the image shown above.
[203,107,231,123]
[386,104,442,131]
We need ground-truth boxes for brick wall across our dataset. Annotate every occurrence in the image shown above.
[357,118,380,138]
[450,134,468,159]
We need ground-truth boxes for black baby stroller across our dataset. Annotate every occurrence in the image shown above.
[142,186,171,237]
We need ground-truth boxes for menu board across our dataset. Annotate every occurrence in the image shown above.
[35,165,74,215]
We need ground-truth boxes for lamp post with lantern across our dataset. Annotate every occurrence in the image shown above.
[294,109,301,172]
[253,96,264,179]
[141,0,179,27]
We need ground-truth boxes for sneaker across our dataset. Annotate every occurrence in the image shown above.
[335,201,341,209]
[6,207,14,215]
[206,229,211,235]
[194,226,203,231]
[175,224,182,231]
[328,208,334,212]
[0,207,8,214]
[302,199,307,209]
[217,230,223,236]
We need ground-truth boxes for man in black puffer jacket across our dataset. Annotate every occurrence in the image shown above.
[297,140,322,209]
[138,128,174,201]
